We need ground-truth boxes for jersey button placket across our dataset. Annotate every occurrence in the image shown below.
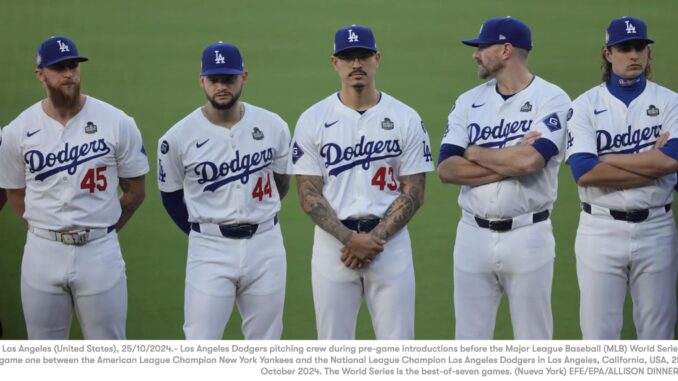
[356,116,368,205]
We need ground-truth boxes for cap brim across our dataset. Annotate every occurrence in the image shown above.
[333,46,378,55]
[39,56,88,68]
[606,37,654,47]
[201,69,244,76]
[462,38,493,47]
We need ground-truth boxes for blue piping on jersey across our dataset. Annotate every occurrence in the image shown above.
[337,92,383,114]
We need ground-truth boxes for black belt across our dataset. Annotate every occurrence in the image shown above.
[190,215,278,239]
[341,218,380,233]
[474,210,550,232]
[582,202,671,223]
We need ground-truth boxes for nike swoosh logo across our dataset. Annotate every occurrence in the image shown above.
[594,109,607,115]
[196,139,209,148]
[471,103,485,108]
[324,120,339,128]
[27,129,41,137]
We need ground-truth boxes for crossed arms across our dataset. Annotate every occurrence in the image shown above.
[576,132,678,188]
[438,131,545,186]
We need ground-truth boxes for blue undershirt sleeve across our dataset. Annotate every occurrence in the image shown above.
[659,138,678,162]
[438,144,465,165]
[160,190,191,235]
[568,152,602,183]
[531,138,559,164]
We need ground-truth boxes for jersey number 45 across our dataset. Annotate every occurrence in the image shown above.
[80,166,108,193]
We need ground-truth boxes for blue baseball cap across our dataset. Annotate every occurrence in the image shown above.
[606,16,654,47]
[36,36,88,68]
[462,17,532,51]
[201,42,244,76]
[333,25,377,55]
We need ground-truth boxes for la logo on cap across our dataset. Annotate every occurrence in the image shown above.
[56,40,70,52]
[214,50,225,64]
[348,29,359,42]
[625,20,636,34]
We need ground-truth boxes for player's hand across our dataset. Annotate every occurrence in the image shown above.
[654,131,669,148]
[519,131,542,146]
[340,233,384,267]
[341,253,370,269]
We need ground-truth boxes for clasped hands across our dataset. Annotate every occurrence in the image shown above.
[340,233,385,270]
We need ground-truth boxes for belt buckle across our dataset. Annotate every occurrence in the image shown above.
[356,220,368,233]
[488,219,512,232]
[240,225,256,239]
[60,230,89,245]
[626,209,649,223]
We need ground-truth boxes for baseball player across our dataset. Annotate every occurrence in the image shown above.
[566,16,678,339]
[291,25,434,340]
[0,36,149,339]
[438,17,571,339]
[157,42,291,340]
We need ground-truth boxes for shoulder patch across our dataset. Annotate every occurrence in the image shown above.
[160,140,169,154]
[543,113,562,132]
[292,142,304,164]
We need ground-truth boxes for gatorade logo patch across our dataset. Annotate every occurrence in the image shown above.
[543,113,562,132]
[292,142,304,164]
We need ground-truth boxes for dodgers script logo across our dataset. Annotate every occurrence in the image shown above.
[321,136,402,177]
[194,148,273,192]
[468,118,533,147]
[25,139,111,181]
[597,124,662,154]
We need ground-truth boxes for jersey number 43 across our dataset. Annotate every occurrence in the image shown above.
[371,166,398,191]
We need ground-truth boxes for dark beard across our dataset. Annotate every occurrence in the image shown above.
[207,88,242,110]
[46,81,81,109]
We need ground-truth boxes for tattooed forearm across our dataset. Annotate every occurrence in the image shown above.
[296,175,353,244]
[273,172,290,200]
[117,175,146,231]
[371,173,426,241]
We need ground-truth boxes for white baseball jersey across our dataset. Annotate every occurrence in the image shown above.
[291,92,434,219]
[566,81,678,209]
[157,102,291,224]
[0,96,149,230]
[442,76,571,218]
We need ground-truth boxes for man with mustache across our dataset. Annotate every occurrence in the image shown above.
[291,25,434,339]
[157,42,291,339]
[0,36,148,339]
[438,17,570,339]
[566,16,678,339]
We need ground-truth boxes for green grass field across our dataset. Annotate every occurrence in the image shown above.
[1,0,677,340]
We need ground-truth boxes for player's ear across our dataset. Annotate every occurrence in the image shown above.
[502,43,512,60]
[241,71,249,83]
[330,55,339,71]
[602,47,613,63]
[199,76,206,88]
[35,68,44,82]
[374,52,381,67]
